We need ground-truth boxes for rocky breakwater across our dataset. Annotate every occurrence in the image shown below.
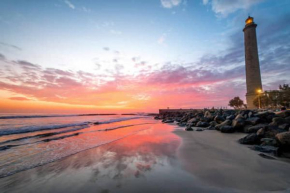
[155,109,290,159]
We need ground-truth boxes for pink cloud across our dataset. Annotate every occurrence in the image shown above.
[9,97,31,101]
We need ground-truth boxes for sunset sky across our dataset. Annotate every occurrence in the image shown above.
[0,0,289,113]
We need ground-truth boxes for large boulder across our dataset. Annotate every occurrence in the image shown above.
[215,120,232,131]
[285,116,290,124]
[270,117,285,126]
[187,118,199,124]
[204,111,213,121]
[232,118,245,130]
[245,117,260,125]
[258,125,286,138]
[235,114,244,120]
[238,133,260,145]
[278,123,290,131]
[214,115,225,124]
[220,125,235,133]
[255,111,275,123]
[276,132,290,146]
[244,124,268,133]
[260,138,278,146]
[196,121,210,127]
[276,110,290,118]
[226,115,235,120]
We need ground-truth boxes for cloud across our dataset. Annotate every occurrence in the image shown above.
[64,0,75,9]
[103,47,110,51]
[161,0,182,8]
[0,13,289,111]
[204,0,264,17]
[203,0,209,4]
[82,6,91,13]
[0,53,5,60]
[0,42,22,51]
[110,30,122,35]
[9,97,31,101]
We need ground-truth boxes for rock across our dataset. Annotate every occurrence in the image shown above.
[255,111,275,123]
[196,128,203,131]
[263,125,286,138]
[239,134,260,145]
[285,116,290,124]
[232,118,245,130]
[209,121,217,126]
[260,138,278,146]
[185,126,193,131]
[278,123,290,131]
[226,115,235,120]
[245,124,268,133]
[163,119,174,123]
[220,125,235,133]
[235,114,244,120]
[251,145,280,156]
[204,111,213,120]
[271,117,285,126]
[276,110,290,118]
[258,153,276,160]
[214,115,225,124]
[187,118,199,124]
[215,120,231,131]
[245,117,260,125]
[248,111,253,118]
[207,125,216,130]
[276,132,290,146]
[196,121,210,127]
[257,128,265,137]
[177,122,187,127]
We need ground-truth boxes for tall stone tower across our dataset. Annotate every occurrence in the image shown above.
[243,16,262,109]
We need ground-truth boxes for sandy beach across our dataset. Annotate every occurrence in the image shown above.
[174,128,290,192]
[1,119,290,193]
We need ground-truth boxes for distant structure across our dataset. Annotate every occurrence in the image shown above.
[243,16,263,109]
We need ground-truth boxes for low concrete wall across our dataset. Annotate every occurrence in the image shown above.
[159,109,200,115]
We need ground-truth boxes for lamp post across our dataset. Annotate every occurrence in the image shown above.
[257,89,262,109]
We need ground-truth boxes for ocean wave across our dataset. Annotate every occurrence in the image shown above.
[0,114,117,120]
[0,117,142,136]
[0,122,154,151]
[0,126,153,178]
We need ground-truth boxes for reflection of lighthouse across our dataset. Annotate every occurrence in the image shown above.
[243,16,263,109]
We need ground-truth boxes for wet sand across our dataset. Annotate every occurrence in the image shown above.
[1,122,290,193]
[174,128,290,192]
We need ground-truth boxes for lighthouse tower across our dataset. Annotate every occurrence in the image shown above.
[243,16,262,109]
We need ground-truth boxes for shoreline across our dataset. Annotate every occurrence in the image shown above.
[174,127,290,192]
[1,119,290,192]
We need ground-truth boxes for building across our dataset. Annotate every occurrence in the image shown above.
[243,16,263,109]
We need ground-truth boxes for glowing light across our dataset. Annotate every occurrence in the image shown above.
[246,17,253,25]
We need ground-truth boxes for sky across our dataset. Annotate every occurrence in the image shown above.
[0,0,289,113]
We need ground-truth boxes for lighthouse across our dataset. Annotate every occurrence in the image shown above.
[243,16,263,109]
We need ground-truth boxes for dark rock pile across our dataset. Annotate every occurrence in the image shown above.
[155,109,290,158]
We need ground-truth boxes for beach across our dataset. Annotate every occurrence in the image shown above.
[1,116,290,192]
[175,129,290,192]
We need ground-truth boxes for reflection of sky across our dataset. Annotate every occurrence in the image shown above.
[0,122,239,193]
[0,0,289,113]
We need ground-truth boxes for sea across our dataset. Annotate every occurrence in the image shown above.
[0,113,156,178]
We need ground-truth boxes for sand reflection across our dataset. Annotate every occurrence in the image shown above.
[0,122,181,193]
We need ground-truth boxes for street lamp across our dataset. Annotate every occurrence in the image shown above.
[257,89,262,109]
